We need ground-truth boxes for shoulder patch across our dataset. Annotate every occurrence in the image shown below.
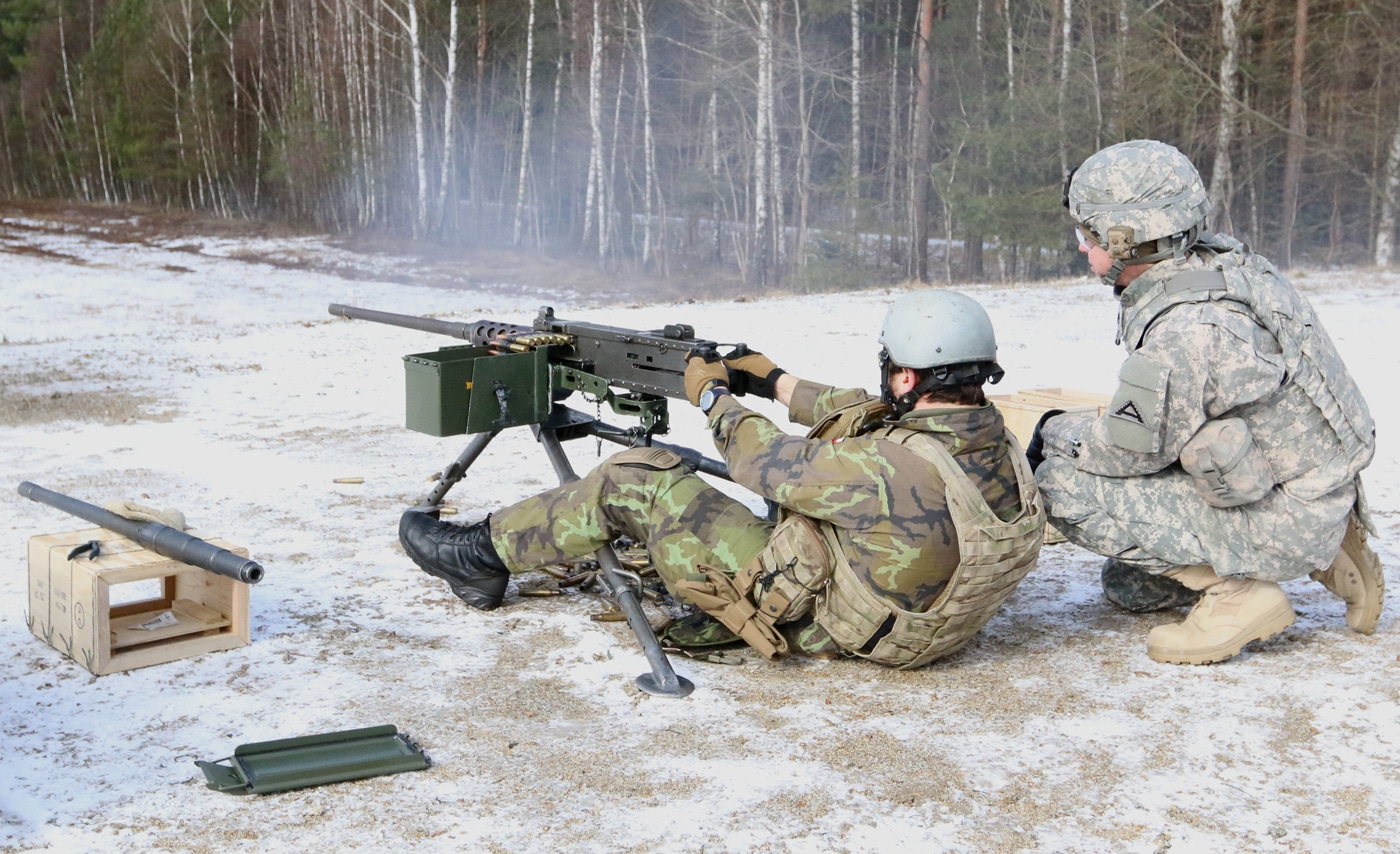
[1111,400,1146,426]
[1106,353,1170,454]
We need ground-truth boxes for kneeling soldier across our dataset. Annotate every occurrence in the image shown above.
[1030,139,1383,665]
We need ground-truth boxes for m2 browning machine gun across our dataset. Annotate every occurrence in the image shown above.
[329,303,754,699]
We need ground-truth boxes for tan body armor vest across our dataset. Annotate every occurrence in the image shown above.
[810,424,1046,668]
[681,400,1046,667]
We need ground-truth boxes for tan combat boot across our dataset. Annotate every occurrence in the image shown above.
[1310,515,1384,635]
[1146,565,1295,665]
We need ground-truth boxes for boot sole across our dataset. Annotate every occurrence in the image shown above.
[399,520,509,611]
[1340,537,1385,635]
[1147,602,1297,665]
[411,555,509,611]
[1311,536,1385,635]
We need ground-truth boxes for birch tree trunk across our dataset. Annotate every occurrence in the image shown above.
[710,89,721,263]
[604,3,626,265]
[638,0,652,266]
[795,0,812,268]
[436,0,461,234]
[586,0,607,260]
[408,0,430,237]
[55,7,84,199]
[1376,102,1400,268]
[967,0,986,279]
[1279,0,1308,268]
[1107,0,1127,138]
[549,0,566,219]
[849,0,861,225]
[768,22,782,275]
[154,3,194,207]
[471,0,488,222]
[910,0,935,282]
[1208,0,1241,234]
[1003,0,1014,106]
[884,0,900,222]
[753,0,773,286]
[1056,0,1072,181]
[1084,3,1101,150]
[636,0,662,271]
[513,0,537,245]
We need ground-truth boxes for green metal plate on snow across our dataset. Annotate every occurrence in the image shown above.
[196,724,430,795]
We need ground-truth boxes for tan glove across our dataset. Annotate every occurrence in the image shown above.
[723,350,786,400]
[102,500,188,530]
[684,348,730,406]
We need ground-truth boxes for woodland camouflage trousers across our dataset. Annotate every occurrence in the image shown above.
[488,447,774,592]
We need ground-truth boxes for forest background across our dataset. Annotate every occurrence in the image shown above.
[2,0,1399,291]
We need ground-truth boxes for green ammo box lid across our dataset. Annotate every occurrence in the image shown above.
[196,724,430,796]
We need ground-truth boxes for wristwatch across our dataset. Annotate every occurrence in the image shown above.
[699,384,730,415]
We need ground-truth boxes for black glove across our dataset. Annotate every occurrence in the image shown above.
[1025,409,1064,474]
[723,348,786,400]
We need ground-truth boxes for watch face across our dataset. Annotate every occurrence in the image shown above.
[700,389,716,411]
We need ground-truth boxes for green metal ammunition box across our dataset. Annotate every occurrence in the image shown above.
[403,345,552,437]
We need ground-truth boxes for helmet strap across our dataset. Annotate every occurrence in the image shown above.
[883,362,1004,417]
[878,348,899,411]
[1099,222,1201,287]
[1101,257,1128,288]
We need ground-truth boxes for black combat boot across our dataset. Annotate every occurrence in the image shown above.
[1101,557,1200,613]
[399,509,511,610]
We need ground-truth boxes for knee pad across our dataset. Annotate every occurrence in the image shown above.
[608,447,686,471]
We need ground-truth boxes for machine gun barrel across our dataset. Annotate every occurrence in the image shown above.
[328,303,531,346]
[18,482,264,585]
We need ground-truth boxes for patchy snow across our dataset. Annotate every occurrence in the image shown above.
[2,213,1399,853]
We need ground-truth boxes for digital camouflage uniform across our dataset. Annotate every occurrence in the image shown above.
[488,378,1030,652]
[1037,234,1375,582]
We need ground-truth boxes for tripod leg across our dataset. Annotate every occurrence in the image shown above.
[534,427,695,698]
[418,430,500,508]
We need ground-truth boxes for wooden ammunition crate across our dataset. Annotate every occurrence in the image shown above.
[27,527,251,675]
[989,387,1112,447]
[989,388,1112,546]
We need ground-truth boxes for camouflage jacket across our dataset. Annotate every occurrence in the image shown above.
[705,381,1024,612]
[1041,237,1373,496]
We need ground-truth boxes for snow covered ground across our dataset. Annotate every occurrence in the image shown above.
[2,209,1399,853]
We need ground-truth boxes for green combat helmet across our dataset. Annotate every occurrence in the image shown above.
[1065,139,1211,287]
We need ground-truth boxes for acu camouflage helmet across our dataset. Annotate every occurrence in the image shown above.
[1066,139,1210,285]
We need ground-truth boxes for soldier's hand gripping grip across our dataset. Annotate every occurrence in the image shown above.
[684,348,729,406]
[723,347,786,400]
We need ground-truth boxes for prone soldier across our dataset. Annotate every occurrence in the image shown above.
[399,291,1046,667]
